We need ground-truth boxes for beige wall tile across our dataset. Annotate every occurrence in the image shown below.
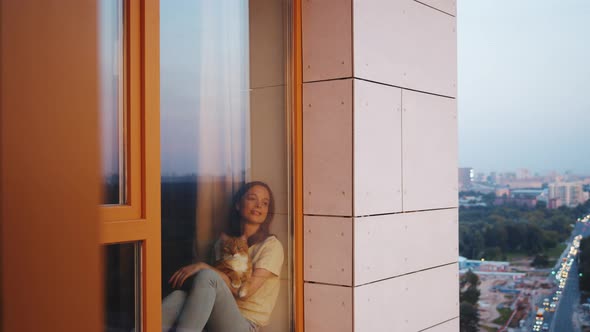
[354,264,459,332]
[265,279,293,332]
[415,0,457,16]
[402,89,458,211]
[303,79,353,216]
[304,216,353,286]
[353,79,403,216]
[303,0,353,82]
[422,318,460,332]
[305,283,354,332]
[250,0,285,89]
[354,209,458,285]
[354,0,457,97]
[250,86,289,215]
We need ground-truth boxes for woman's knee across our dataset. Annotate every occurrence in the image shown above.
[193,269,221,284]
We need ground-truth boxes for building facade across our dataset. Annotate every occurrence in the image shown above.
[459,167,474,190]
[549,182,588,207]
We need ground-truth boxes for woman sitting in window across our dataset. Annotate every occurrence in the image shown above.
[162,181,284,332]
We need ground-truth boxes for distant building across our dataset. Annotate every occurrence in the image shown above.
[503,180,544,189]
[487,172,498,184]
[459,194,487,207]
[459,256,510,272]
[493,188,545,208]
[495,187,510,198]
[459,167,474,190]
[474,172,486,182]
[511,196,537,208]
[548,182,588,207]
[548,197,562,209]
[517,168,531,179]
[501,172,517,181]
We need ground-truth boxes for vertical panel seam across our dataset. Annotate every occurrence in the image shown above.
[400,89,404,212]
[350,0,354,79]
[351,217,355,332]
[351,79,356,288]
[351,79,355,218]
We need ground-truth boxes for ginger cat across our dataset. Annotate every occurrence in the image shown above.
[215,236,252,298]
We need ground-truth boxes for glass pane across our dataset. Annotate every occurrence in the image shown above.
[99,0,125,205]
[160,1,293,331]
[104,242,140,332]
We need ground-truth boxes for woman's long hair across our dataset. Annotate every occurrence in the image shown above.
[227,181,275,246]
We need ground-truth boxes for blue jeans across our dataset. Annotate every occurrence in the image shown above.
[162,269,258,332]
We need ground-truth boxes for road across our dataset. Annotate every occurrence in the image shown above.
[549,222,590,332]
[524,221,590,332]
[549,257,580,331]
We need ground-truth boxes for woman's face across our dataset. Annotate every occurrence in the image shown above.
[237,185,270,225]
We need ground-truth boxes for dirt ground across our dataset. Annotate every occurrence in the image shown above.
[478,276,508,323]
[477,273,554,328]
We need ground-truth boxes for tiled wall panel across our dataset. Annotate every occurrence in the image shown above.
[354,264,459,332]
[415,0,457,16]
[303,79,353,216]
[249,0,285,89]
[303,0,353,82]
[250,87,288,215]
[353,0,457,97]
[354,209,458,285]
[266,279,292,332]
[305,283,354,332]
[423,318,460,332]
[353,80,403,216]
[304,216,353,286]
[402,90,458,211]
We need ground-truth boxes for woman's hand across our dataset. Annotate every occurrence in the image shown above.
[169,262,210,288]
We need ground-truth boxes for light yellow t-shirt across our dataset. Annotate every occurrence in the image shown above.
[230,236,284,326]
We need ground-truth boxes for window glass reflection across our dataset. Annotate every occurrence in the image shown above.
[160,0,292,331]
[99,0,125,205]
[104,242,139,332]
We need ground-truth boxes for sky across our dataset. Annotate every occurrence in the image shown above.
[458,0,590,175]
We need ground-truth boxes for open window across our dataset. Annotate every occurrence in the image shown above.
[159,1,296,331]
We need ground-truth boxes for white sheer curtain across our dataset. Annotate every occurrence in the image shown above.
[194,0,250,260]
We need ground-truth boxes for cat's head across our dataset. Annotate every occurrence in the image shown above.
[221,237,249,258]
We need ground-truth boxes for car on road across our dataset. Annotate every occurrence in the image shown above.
[549,302,556,312]
[542,322,549,331]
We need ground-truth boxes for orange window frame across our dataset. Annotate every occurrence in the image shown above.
[293,0,304,330]
[100,0,142,223]
[99,1,161,331]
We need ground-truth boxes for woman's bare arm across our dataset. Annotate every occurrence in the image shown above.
[169,262,237,296]
[238,268,274,299]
